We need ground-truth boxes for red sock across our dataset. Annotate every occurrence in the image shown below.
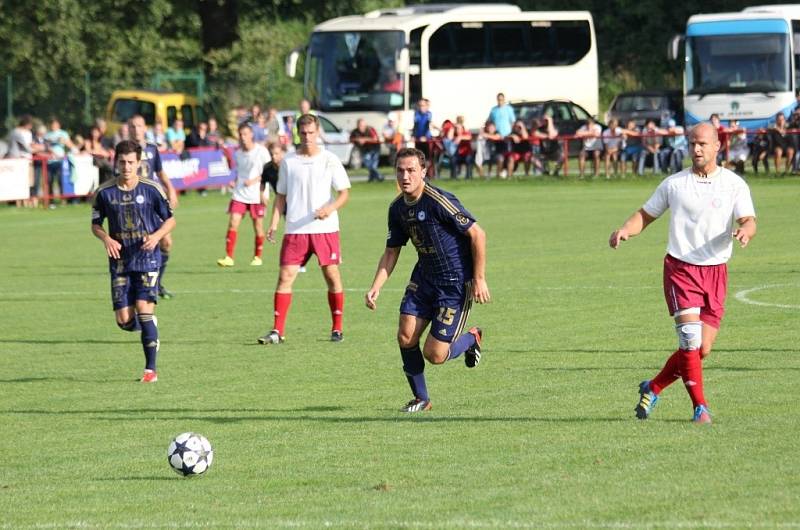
[680,348,706,407]
[225,229,238,258]
[328,291,344,332]
[273,292,292,336]
[650,349,682,394]
[254,235,265,258]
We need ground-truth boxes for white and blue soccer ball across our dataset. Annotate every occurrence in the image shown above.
[167,432,213,476]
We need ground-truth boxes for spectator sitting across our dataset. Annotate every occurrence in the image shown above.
[145,120,167,150]
[710,113,729,164]
[166,119,186,153]
[602,118,623,178]
[663,119,687,174]
[576,117,602,178]
[724,118,749,174]
[638,119,661,175]
[350,118,382,182]
[382,115,403,164]
[620,120,641,175]
[451,115,474,179]
[382,71,403,93]
[186,121,214,149]
[751,127,771,174]
[475,120,504,178]
[768,112,794,174]
[503,119,531,178]
[531,115,560,176]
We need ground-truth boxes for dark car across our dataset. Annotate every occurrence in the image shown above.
[510,99,602,156]
[605,89,683,127]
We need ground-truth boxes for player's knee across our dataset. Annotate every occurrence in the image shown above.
[117,318,138,332]
[424,350,447,365]
[674,319,703,351]
[396,330,416,349]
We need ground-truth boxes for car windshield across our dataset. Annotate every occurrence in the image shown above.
[511,103,544,121]
[687,33,790,95]
[613,96,667,113]
[306,30,405,112]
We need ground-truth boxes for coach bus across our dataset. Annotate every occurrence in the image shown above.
[285,4,598,132]
[675,5,800,128]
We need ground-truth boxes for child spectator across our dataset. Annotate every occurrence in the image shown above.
[602,118,623,178]
[576,117,602,178]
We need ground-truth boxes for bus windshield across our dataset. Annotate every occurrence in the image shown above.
[306,30,405,112]
[687,33,791,95]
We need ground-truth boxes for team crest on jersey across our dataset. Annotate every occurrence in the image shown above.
[711,198,722,208]
[135,195,145,204]
[417,211,426,221]
[455,213,469,225]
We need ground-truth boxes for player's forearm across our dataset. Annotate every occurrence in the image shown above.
[151,217,176,241]
[619,209,652,238]
[328,189,350,212]
[91,224,112,243]
[370,248,400,289]
[270,194,286,230]
[737,216,757,239]
[468,225,487,280]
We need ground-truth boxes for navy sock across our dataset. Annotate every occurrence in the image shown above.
[158,251,169,289]
[138,313,159,371]
[400,345,428,401]
[447,331,476,360]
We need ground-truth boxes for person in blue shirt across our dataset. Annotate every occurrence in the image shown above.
[413,98,435,173]
[488,92,516,138]
[365,147,491,413]
[91,140,176,383]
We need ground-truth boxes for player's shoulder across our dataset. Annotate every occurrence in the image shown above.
[423,183,461,214]
[137,177,168,199]
[94,179,117,199]
[388,193,405,210]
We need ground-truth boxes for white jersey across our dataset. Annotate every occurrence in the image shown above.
[642,167,755,266]
[277,148,351,234]
[232,144,270,204]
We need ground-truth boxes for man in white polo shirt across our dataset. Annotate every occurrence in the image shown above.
[259,114,351,344]
[609,122,757,424]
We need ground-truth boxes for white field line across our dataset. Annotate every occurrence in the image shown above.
[734,284,800,310]
[2,521,799,529]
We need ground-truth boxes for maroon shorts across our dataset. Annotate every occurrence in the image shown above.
[663,254,728,329]
[227,199,265,219]
[504,151,532,163]
[280,232,342,266]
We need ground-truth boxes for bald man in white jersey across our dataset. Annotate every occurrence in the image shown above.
[609,122,757,424]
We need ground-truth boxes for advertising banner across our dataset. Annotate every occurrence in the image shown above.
[0,158,31,201]
[160,148,236,190]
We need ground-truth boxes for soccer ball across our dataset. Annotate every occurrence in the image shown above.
[167,432,214,476]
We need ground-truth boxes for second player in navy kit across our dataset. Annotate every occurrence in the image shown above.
[366,147,491,412]
[92,140,175,383]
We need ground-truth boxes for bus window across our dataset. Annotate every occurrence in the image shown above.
[167,106,177,128]
[429,23,486,69]
[551,21,591,65]
[181,104,195,129]
[490,22,529,66]
[409,27,424,103]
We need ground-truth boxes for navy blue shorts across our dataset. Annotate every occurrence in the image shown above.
[399,273,473,343]
[110,270,159,310]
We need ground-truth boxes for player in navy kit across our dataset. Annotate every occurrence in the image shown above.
[91,140,176,382]
[129,115,178,299]
[366,147,491,412]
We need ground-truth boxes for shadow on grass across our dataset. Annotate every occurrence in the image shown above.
[93,476,176,481]
[503,348,800,354]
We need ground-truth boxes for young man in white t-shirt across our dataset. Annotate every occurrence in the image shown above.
[576,117,603,178]
[609,122,757,424]
[217,123,271,267]
[259,114,351,344]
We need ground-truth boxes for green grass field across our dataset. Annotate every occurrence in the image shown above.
[1,176,799,529]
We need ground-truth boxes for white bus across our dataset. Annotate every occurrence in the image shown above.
[678,5,800,128]
[286,4,598,132]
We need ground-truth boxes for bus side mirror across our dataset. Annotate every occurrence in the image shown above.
[286,48,302,78]
[667,34,684,61]
[396,48,409,73]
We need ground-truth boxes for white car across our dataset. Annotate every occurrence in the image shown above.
[278,111,354,166]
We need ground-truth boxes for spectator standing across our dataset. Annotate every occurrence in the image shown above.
[251,113,268,145]
[216,123,272,268]
[576,117,603,178]
[663,120,688,174]
[602,118,624,178]
[488,92,515,138]
[83,125,114,183]
[6,115,44,207]
[112,123,130,146]
[186,122,213,149]
[292,99,315,147]
[382,115,403,164]
[264,108,282,142]
[452,115,474,179]
[350,118,383,182]
[259,114,351,345]
[95,118,115,151]
[261,142,287,197]
[44,117,74,201]
[207,117,224,148]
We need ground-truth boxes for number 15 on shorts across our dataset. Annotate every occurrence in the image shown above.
[436,307,456,325]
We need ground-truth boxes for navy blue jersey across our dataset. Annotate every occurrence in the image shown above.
[138,142,163,182]
[92,178,173,273]
[387,184,475,285]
